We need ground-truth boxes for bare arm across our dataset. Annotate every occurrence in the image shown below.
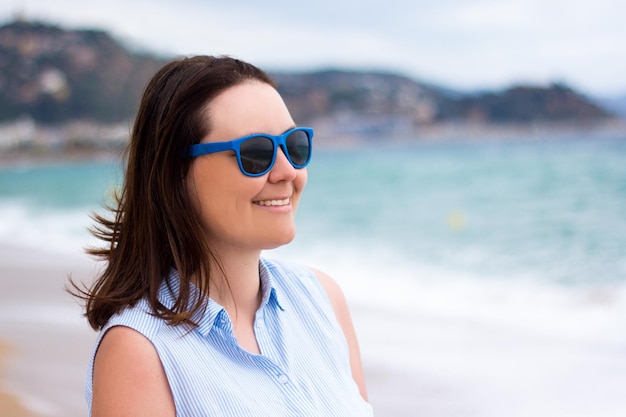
[312,268,369,401]
[92,326,176,417]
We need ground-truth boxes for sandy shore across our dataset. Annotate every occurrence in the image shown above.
[0,341,33,417]
[0,245,97,417]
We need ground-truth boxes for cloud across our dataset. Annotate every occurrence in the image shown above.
[2,0,625,95]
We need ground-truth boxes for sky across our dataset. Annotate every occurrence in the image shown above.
[1,0,625,97]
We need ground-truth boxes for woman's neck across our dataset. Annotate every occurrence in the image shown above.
[207,247,263,353]
[207,247,263,321]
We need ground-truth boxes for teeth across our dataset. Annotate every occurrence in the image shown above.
[256,198,289,206]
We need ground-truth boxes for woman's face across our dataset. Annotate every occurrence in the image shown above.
[187,81,308,253]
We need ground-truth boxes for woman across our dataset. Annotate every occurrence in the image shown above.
[75,55,373,416]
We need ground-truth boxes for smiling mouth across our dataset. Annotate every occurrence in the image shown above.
[254,198,290,207]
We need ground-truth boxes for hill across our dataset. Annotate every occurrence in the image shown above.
[272,71,614,134]
[0,19,166,123]
[0,18,620,154]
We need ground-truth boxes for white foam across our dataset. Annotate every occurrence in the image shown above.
[0,199,97,257]
[269,240,626,346]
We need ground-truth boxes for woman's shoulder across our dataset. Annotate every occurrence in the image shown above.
[260,257,344,314]
[103,298,166,341]
[90,314,176,416]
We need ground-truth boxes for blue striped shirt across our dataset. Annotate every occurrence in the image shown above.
[86,258,373,416]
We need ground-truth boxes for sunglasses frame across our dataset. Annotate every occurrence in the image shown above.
[186,127,314,177]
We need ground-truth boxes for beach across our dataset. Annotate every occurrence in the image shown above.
[0,341,32,417]
[0,245,97,417]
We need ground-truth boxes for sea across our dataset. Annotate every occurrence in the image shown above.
[1,132,625,416]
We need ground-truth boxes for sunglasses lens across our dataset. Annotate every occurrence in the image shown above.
[239,136,274,175]
[286,129,311,167]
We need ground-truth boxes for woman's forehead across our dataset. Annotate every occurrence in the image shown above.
[203,81,294,141]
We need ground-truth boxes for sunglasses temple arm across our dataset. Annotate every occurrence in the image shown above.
[187,141,236,157]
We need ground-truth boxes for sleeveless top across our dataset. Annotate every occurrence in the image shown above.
[85,258,374,416]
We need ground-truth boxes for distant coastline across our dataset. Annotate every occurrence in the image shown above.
[1,118,625,167]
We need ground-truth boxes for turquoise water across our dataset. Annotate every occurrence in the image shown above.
[1,136,625,289]
[0,160,121,208]
[299,137,626,287]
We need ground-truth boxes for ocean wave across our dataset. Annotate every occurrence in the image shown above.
[0,199,96,256]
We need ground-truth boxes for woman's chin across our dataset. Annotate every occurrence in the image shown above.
[263,230,296,250]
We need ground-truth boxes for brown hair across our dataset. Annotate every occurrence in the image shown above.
[72,56,275,330]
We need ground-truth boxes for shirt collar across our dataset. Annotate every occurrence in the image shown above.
[160,261,285,338]
[259,257,286,312]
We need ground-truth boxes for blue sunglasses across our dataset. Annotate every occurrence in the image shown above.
[186,127,313,177]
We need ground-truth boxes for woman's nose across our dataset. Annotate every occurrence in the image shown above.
[268,147,297,182]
